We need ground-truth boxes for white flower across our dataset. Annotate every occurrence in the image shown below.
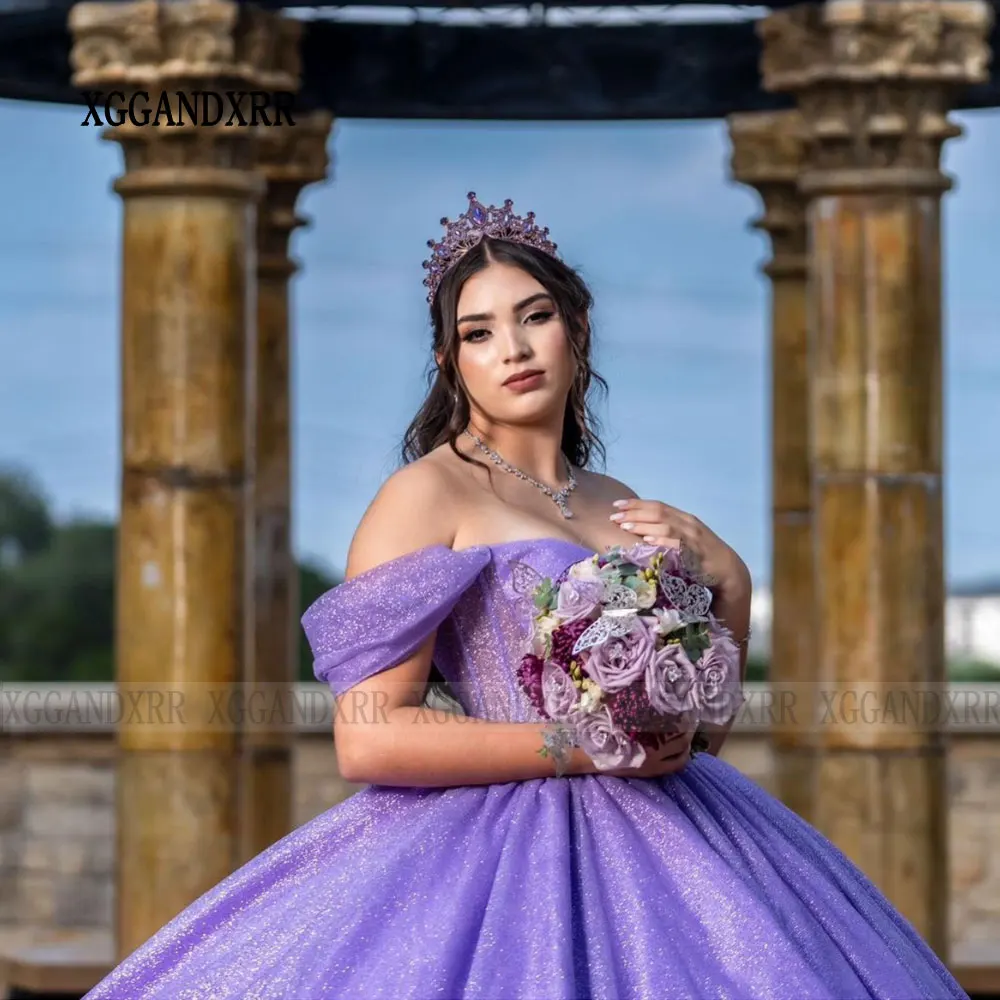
[652,607,684,636]
[531,614,560,655]
[632,579,657,609]
[568,557,601,582]
[578,682,603,713]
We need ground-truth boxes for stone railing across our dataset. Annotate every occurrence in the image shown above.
[5,680,999,733]
[1,683,998,965]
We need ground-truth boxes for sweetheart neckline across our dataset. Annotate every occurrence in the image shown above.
[453,536,597,556]
[302,536,654,624]
[320,537,624,601]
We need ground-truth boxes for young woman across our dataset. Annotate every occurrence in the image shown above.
[84,193,966,1000]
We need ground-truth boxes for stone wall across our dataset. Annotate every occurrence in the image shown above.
[2,725,999,962]
[0,740,115,935]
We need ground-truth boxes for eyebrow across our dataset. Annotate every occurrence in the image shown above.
[457,292,552,325]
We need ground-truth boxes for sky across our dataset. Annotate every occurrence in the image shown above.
[1,98,998,587]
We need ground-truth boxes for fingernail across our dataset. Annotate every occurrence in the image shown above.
[609,512,624,522]
[643,536,656,543]
[621,522,634,530]
[612,500,630,508]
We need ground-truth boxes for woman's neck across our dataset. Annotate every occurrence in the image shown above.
[464,422,570,487]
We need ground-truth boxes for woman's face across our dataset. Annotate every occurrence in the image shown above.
[451,261,576,426]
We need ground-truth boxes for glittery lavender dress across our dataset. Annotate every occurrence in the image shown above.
[84,539,967,1000]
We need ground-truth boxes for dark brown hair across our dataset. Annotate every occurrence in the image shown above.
[401,236,607,471]
[400,237,609,708]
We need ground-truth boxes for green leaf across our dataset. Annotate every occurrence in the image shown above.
[534,578,557,610]
[680,622,712,662]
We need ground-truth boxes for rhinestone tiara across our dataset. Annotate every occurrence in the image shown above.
[421,191,560,303]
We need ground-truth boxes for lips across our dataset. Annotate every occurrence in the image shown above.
[503,369,544,387]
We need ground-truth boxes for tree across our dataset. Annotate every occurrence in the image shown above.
[0,465,54,565]
[744,654,768,683]
[298,560,342,681]
[0,518,115,682]
[0,498,341,683]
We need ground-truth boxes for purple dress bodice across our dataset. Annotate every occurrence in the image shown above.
[301,537,592,721]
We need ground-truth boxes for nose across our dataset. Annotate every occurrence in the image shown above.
[498,322,532,365]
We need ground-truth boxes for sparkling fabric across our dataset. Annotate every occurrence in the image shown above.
[83,538,967,1000]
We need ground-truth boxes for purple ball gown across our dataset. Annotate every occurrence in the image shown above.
[84,538,966,1000]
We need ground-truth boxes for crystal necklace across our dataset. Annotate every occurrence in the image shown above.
[464,429,578,519]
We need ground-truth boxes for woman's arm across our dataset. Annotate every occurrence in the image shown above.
[702,568,752,756]
[331,460,600,787]
[337,683,598,786]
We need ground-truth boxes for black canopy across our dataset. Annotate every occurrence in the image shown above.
[2,1,999,119]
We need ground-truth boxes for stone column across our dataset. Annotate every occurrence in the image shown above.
[728,110,816,823]
[758,0,993,958]
[240,112,333,865]
[68,0,301,958]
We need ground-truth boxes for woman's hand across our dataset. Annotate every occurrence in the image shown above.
[600,729,694,779]
[610,499,751,598]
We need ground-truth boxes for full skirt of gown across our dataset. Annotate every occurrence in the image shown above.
[82,539,967,1000]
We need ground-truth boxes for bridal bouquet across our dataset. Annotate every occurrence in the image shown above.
[513,543,744,772]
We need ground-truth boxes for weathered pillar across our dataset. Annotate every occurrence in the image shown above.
[728,110,816,823]
[68,0,300,958]
[240,112,333,864]
[758,0,993,958]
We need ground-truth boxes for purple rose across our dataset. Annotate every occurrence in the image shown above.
[541,659,582,721]
[583,618,656,692]
[694,638,744,725]
[646,642,699,717]
[658,546,687,578]
[554,577,604,622]
[621,542,661,568]
[576,705,647,771]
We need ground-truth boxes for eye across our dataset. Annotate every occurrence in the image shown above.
[525,310,555,324]
[460,328,490,343]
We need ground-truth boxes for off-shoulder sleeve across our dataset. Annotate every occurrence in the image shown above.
[300,544,491,696]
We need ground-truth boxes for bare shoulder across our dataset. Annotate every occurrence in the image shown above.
[578,468,640,502]
[345,454,463,579]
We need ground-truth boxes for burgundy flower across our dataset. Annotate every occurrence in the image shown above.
[550,617,592,667]
[604,677,680,741]
[516,654,546,714]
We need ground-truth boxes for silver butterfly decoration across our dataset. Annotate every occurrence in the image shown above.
[508,560,545,602]
[570,581,641,656]
[508,558,713,653]
[506,560,553,645]
[507,559,639,655]
[659,570,712,624]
